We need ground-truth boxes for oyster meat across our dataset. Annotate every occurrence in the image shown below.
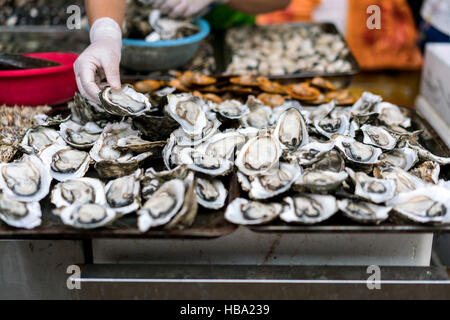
[20,126,65,154]
[361,124,397,150]
[346,168,396,203]
[58,203,117,229]
[165,93,208,136]
[195,176,228,210]
[0,192,41,229]
[99,84,154,116]
[225,198,282,225]
[51,177,106,209]
[105,169,142,216]
[338,199,391,224]
[280,194,338,224]
[333,135,382,164]
[0,155,51,202]
[273,107,309,151]
[39,144,91,182]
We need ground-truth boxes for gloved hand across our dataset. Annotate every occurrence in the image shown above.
[73,17,122,104]
[154,0,219,19]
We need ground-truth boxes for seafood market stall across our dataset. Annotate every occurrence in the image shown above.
[1,2,450,300]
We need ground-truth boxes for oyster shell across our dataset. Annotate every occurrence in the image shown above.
[51,177,106,209]
[338,199,390,224]
[373,165,425,193]
[387,186,450,224]
[411,161,440,184]
[172,117,221,147]
[346,168,396,203]
[280,194,338,224]
[333,135,382,164]
[0,192,41,229]
[39,144,91,182]
[195,176,228,210]
[235,133,282,176]
[187,150,234,176]
[375,102,411,128]
[285,141,335,166]
[198,130,246,160]
[350,92,382,115]
[138,171,197,231]
[361,124,397,150]
[311,149,345,172]
[211,99,249,120]
[0,155,51,202]
[273,106,309,151]
[240,97,272,128]
[105,169,142,216]
[59,120,102,149]
[99,84,154,116]
[58,203,117,229]
[225,198,282,225]
[314,114,350,139]
[20,126,65,154]
[378,147,418,171]
[165,93,208,136]
[294,169,348,192]
[238,162,302,200]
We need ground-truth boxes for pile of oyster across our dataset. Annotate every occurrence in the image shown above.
[0,84,449,231]
[225,25,353,76]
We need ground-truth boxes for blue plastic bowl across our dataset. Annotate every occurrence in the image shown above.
[121,19,210,72]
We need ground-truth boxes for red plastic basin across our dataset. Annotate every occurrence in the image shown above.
[0,52,79,106]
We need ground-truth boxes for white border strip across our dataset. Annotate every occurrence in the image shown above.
[78,278,450,285]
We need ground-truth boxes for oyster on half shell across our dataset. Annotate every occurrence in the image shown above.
[99,84,154,116]
[195,176,228,210]
[0,192,41,229]
[280,194,338,224]
[225,198,282,225]
[387,186,450,224]
[105,169,143,216]
[333,135,382,164]
[274,107,309,151]
[51,177,106,209]
[39,144,91,182]
[0,155,51,202]
[338,199,390,224]
[346,168,396,203]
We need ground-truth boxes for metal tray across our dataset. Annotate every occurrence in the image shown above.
[250,106,450,234]
[219,22,360,80]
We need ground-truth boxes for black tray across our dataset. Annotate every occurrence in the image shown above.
[219,22,361,80]
[250,106,450,234]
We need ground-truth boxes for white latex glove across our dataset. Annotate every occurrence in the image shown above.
[74,17,122,104]
[154,0,217,18]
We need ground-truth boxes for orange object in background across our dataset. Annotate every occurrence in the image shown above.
[346,0,423,70]
[256,0,320,25]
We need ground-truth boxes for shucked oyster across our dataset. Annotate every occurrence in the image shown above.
[333,135,382,164]
[99,84,154,116]
[165,93,208,136]
[375,102,411,128]
[0,155,51,202]
[378,147,418,171]
[387,186,450,224]
[361,124,398,150]
[51,177,106,209]
[195,176,228,210]
[374,165,425,194]
[90,122,153,178]
[338,199,391,224]
[58,203,117,229]
[350,92,382,115]
[39,144,91,182]
[238,162,302,200]
[211,99,249,120]
[198,130,246,160]
[311,149,346,172]
[294,169,348,192]
[20,126,65,154]
[105,169,142,216]
[314,114,350,139]
[280,194,338,224]
[235,133,282,176]
[0,192,41,229]
[138,172,197,232]
[240,97,272,128]
[59,120,103,149]
[411,161,440,184]
[273,106,309,151]
[225,198,282,225]
[346,168,396,204]
[284,140,335,166]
